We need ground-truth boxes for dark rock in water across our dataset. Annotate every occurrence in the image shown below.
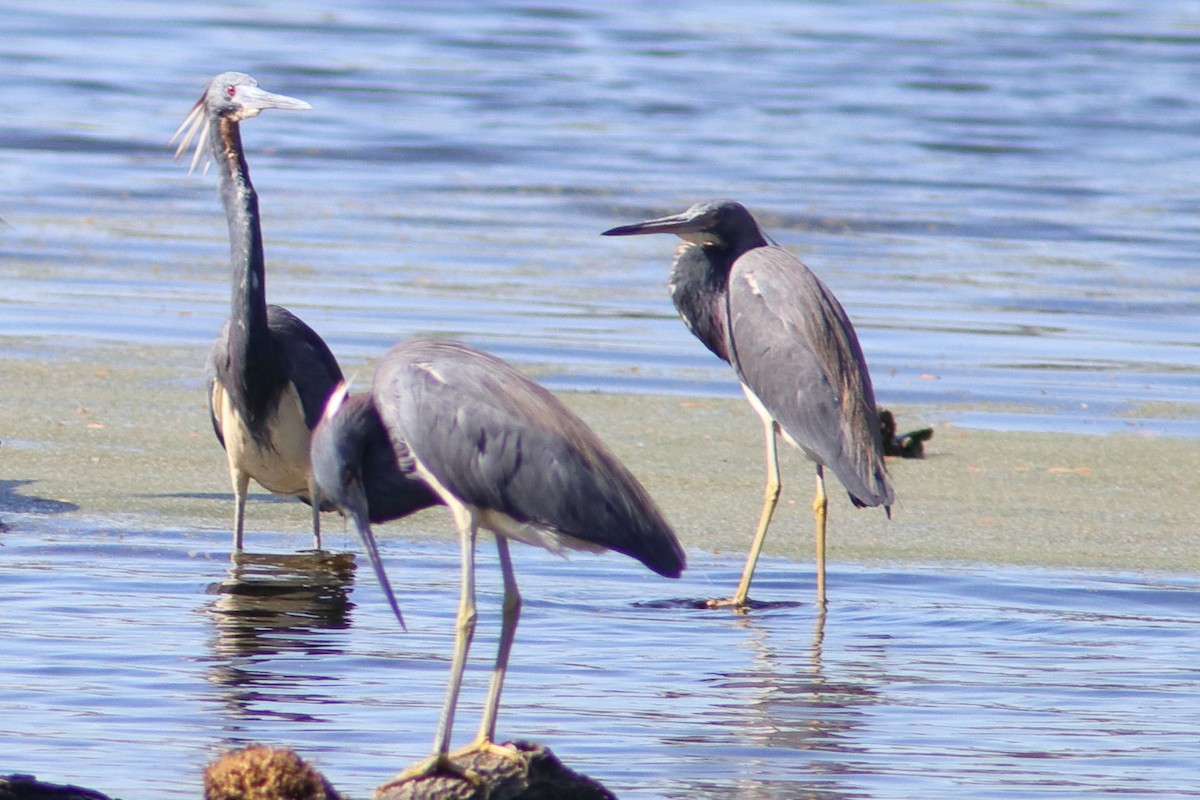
[4,740,612,800]
[0,775,114,800]
[879,408,933,459]
[375,740,617,800]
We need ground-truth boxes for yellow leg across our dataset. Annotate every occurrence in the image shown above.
[385,501,481,787]
[447,536,527,771]
[712,410,781,610]
[814,464,828,607]
[434,502,478,757]
[475,535,520,746]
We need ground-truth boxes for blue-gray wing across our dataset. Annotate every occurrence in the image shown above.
[267,304,344,431]
[728,247,893,508]
[372,339,685,578]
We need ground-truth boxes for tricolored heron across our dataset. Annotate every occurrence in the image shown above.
[311,338,685,781]
[603,199,892,608]
[172,72,343,551]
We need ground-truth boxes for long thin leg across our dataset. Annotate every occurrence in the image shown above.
[475,535,521,745]
[448,536,527,769]
[383,500,483,788]
[723,410,782,608]
[308,473,323,551]
[432,501,478,758]
[232,468,250,552]
[813,464,829,607]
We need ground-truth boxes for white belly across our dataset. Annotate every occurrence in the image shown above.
[213,381,313,497]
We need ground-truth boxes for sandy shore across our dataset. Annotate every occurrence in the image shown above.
[2,339,1198,574]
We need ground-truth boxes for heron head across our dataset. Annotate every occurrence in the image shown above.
[204,71,312,121]
[601,199,761,248]
[308,391,408,630]
[171,72,311,175]
[310,385,362,514]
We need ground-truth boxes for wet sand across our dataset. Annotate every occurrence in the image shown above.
[2,340,1198,574]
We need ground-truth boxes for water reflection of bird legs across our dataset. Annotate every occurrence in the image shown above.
[204,551,356,728]
[812,604,827,668]
[707,606,876,799]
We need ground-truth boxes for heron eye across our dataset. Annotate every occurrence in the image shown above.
[225,85,236,98]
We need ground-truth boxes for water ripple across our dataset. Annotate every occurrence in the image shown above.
[0,1,1197,435]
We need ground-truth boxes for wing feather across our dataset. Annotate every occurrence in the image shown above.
[372,339,684,577]
[728,248,892,507]
[266,304,344,431]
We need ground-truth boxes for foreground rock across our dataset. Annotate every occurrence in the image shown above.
[3,741,616,800]
[0,775,114,800]
[374,741,616,800]
[204,745,343,800]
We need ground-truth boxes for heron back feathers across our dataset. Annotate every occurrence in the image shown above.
[373,339,685,578]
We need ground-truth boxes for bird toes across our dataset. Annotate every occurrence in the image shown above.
[448,739,527,769]
[381,752,483,789]
[705,596,752,613]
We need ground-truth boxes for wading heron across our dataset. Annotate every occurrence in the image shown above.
[172,72,343,551]
[310,338,685,782]
[603,199,892,608]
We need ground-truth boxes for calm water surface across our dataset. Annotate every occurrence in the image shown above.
[1,0,1198,433]
[2,2,1200,799]
[1,525,1198,799]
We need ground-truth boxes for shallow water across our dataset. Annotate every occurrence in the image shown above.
[1,523,1198,799]
[1,1,1198,434]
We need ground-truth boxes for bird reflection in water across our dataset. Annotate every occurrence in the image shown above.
[203,550,356,722]
[674,611,880,799]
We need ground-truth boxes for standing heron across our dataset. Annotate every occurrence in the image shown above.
[311,338,685,782]
[172,72,343,551]
[603,199,892,608]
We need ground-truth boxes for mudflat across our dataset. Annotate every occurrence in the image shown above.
[2,340,1197,573]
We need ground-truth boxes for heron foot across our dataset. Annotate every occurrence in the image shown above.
[704,596,802,612]
[705,596,751,612]
[449,738,528,769]
[380,753,482,790]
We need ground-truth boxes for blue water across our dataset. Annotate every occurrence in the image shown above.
[2,2,1200,798]
[2,525,1198,799]
[1,0,1198,434]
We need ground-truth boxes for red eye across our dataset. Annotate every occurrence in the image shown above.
[226,85,236,97]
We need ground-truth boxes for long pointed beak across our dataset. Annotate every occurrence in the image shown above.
[602,211,703,237]
[239,85,313,113]
[347,500,407,632]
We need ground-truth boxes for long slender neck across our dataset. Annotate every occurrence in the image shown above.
[669,243,733,364]
[671,220,770,369]
[214,117,270,347]
[212,115,283,424]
